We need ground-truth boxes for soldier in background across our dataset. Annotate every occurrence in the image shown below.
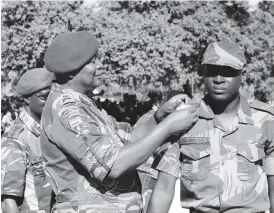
[40,31,198,213]
[1,68,55,213]
[148,41,274,213]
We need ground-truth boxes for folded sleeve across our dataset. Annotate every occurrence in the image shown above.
[155,142,181,178]
[1,137,27,197]
[262,119,274,175]
[52,104,123,182]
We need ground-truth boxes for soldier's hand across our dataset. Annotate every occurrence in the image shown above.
[154,94,190,123]
[163,105,198,136]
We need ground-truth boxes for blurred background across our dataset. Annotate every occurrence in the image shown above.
[1,0,274,134]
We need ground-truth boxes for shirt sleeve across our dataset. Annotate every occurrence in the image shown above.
[134,110,154,127]
[51,104,123,182]
[1,137,27,197]
[108,115,132,145]
[155,142,181,178]
[262,118,274,175]
[116,121,132,145]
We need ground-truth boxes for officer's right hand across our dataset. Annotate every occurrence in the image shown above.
[163,106,198,136]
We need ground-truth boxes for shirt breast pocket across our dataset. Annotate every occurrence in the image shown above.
[180,137,211,181]
[237,136,266,182]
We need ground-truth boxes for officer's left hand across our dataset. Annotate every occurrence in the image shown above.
[154,94,190,123]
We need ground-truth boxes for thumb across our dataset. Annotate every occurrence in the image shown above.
[173,98,184,109]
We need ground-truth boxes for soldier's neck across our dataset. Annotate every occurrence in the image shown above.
[208,94,240,116]
[65,82,91,96]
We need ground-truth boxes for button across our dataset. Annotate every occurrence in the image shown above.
[221,161,225,165]
[250,156,254,160]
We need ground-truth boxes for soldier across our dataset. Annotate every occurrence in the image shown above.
[40,31,198,213]
[148,41,274,213]
[1,68,55,213]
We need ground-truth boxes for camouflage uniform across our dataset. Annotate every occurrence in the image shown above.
[40,83,142,213]
[1,108,53,213]
[156,96,274,213]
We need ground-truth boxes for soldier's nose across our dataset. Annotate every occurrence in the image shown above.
[213,75,225,84]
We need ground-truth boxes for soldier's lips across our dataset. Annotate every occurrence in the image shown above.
[212,87,226,94]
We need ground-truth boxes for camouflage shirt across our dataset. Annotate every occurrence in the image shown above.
[40,83,142,213]
[157,96,274,213]
[1,108,53,213]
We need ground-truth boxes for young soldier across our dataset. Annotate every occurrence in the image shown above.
[1,68,55,213]
[40,31,198,213]
[148,41,274,213]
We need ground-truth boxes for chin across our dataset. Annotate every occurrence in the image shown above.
[211,92,239,103]
[210,93,230,102]
[93,79,102,88]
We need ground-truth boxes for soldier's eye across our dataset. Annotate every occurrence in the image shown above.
[36,94,48,101]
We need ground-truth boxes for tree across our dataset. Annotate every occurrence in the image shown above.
[1,1,274,125]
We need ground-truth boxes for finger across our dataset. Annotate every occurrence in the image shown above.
[192,110,199,117]
[172,94,189,103]
[193,117,199,123]
[189,106,196,113]
[190,103,200,108]
[193,112,199,118]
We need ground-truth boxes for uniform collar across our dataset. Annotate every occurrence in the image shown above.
[19,108,41,137]
[51,82,102,110]
[237,96,254,125]
[198,95,254,125]
[51,82,63,93]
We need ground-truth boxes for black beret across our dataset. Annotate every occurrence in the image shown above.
[44,31,100,74]
[16,68,55,97]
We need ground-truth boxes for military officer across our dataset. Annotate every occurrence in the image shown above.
[40,31,198,213]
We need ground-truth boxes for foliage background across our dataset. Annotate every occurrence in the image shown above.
[1,0,274,128]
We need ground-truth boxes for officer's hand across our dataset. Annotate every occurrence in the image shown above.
[163,105,198,136]
[154,94,190,123]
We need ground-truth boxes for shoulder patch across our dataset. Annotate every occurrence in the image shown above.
[5,123,25,139]
[79,95,94,108]
[60,93,76,107]
[248,99,274,116]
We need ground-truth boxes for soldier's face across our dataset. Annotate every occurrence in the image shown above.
[83,56,105,90]
[202,65,242,102]
[29,88,51,117]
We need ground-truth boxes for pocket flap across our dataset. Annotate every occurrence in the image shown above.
[181,146,210,160]
[237,143,264,163]
[180,137,210,160]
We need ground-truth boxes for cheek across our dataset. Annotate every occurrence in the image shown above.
[203,78,213,90]
[228,77,242,90]
[30,97,44,110]
[86,64,96,75]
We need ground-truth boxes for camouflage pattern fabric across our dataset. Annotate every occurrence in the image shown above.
[1,108,53,213]
[156,96,274,213]
[134,110,158,213]
[40,83,142,213]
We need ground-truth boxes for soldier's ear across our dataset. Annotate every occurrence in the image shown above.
[241,68,247,75]
[241,68,247,82]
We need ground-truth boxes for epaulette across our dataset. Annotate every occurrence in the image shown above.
[248,99,274,116]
